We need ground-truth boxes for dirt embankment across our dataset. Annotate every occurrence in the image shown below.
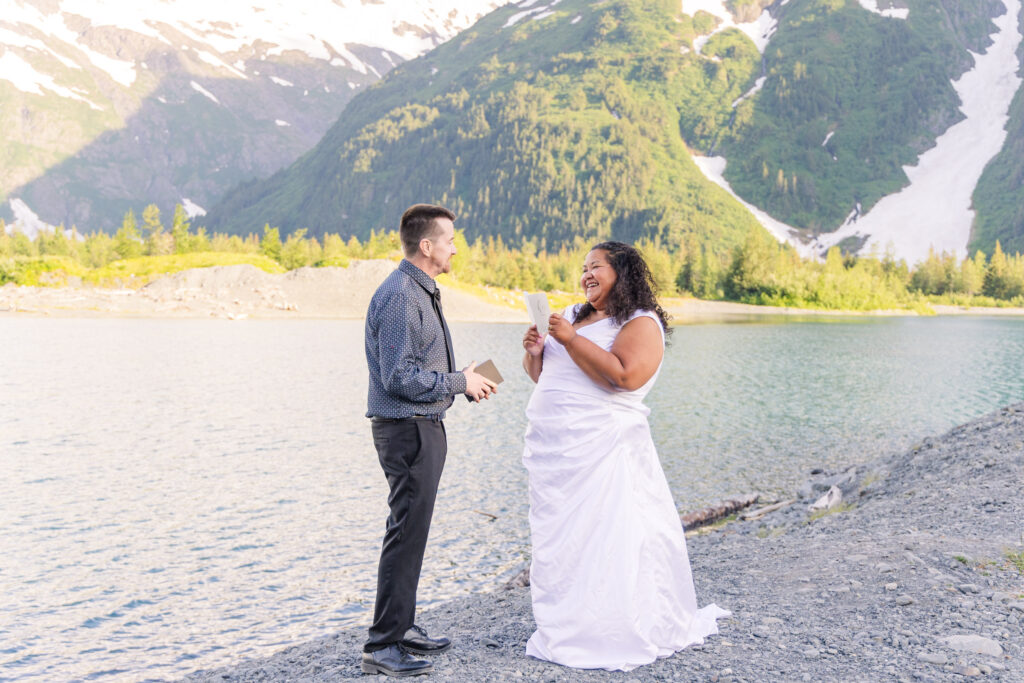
[0,261,529,323]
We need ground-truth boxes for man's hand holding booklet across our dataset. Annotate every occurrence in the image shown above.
[474,359,504,385]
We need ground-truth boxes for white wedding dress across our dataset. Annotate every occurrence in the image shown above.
[522,306,729,671]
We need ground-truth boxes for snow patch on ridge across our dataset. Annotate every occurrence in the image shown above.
[858,0,909,20]
[4,1,137,85]
[0,51,103,109]
[190,80,220,104]
[683,0,777,54]
[0,26,80,71]
[732,76,766,108]
[4,0,506,88]
[692,156,813,258]
[7,198,59,239]
[812,0,1023,265]
[181,198,206,218]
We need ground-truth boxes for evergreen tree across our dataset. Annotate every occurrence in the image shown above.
[171,204,191,254]
[142,204,171,256]
[261,224,282,262]
[114,210,143,260]
[0,222,11,258]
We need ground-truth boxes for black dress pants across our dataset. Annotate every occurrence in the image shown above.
[365,417,447,651]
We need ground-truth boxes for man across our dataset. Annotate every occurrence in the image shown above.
[362,203,497,677]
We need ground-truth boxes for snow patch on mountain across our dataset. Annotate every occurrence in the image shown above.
[692,156,814,258]
[858,0,909,20]
[181,198,206,218]
[683,0,777,54]
[2,0,507,92]
[3,2,138,86]
[7,199,58,239]
[196,50,247,79]
[0,25,79,70]
[504,0,563,28]
[732,76,766,108]
[189,80,220,105]
[812,0,1022,265]
[60,0,503,72]
[0,51,102,109]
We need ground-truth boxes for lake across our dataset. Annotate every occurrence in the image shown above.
[2,315,1023,681]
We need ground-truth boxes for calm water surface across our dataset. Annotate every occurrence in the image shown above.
[2,316,1023,681]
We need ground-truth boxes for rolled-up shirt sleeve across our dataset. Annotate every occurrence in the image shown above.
[376,290,467,402]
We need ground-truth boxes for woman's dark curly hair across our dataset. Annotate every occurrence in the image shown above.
[575,241,671,336]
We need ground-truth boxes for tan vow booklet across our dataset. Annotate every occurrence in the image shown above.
[475,359,504,385]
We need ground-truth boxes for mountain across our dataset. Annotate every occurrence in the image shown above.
[204,0,1024,265]
[0,0,506,233]
[203,0,767,255]
[695,0,1021,263]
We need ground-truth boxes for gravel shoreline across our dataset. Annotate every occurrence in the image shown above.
[181,404,1023,682]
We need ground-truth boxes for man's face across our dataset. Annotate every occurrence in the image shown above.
[424,217,457,275]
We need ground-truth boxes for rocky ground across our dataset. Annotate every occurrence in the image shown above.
[181,405,1024,682]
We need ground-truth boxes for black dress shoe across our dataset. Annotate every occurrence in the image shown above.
[399,624,452,655]
[361,643,433,677]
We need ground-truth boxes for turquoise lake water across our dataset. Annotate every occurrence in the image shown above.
[2,315,1023,681]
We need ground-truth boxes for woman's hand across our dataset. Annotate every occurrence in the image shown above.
[523,324,545,357]
[547,313,576,345]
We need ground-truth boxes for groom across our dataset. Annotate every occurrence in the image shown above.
[362,203,497,677]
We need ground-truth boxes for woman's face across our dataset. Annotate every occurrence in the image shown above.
[581,249,617,310]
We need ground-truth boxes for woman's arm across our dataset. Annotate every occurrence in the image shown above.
[522,324,544,383]
[548,313,663,391]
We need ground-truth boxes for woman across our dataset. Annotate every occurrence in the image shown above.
[521,241,729,671]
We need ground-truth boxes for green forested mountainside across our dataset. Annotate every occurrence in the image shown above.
[204,0,765,255]
[206,0,1010,252]
[972,3,1024,254]
[702,0,1003,234]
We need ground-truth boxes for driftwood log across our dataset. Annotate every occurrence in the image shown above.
[503,493,762,589]
[681,493,761,531]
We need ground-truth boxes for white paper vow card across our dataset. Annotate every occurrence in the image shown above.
[524,292,551,335]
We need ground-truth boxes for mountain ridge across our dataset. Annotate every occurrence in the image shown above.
[0,0,507,232]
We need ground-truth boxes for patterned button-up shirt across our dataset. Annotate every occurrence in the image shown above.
[365,259,467,419]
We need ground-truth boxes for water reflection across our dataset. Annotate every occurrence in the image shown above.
[1,316,1022,681]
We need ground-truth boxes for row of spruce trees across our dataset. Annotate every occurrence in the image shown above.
[2,203,1024,309]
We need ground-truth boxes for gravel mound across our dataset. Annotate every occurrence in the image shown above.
[182,404,1024,682]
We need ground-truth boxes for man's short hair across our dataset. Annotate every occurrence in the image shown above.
[400,204,456,257]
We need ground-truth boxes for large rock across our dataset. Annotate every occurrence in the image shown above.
[939,635,1003,657]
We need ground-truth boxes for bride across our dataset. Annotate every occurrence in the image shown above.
[520,241,729,671]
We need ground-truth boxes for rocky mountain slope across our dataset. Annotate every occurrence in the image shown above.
[0,0,506,233]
